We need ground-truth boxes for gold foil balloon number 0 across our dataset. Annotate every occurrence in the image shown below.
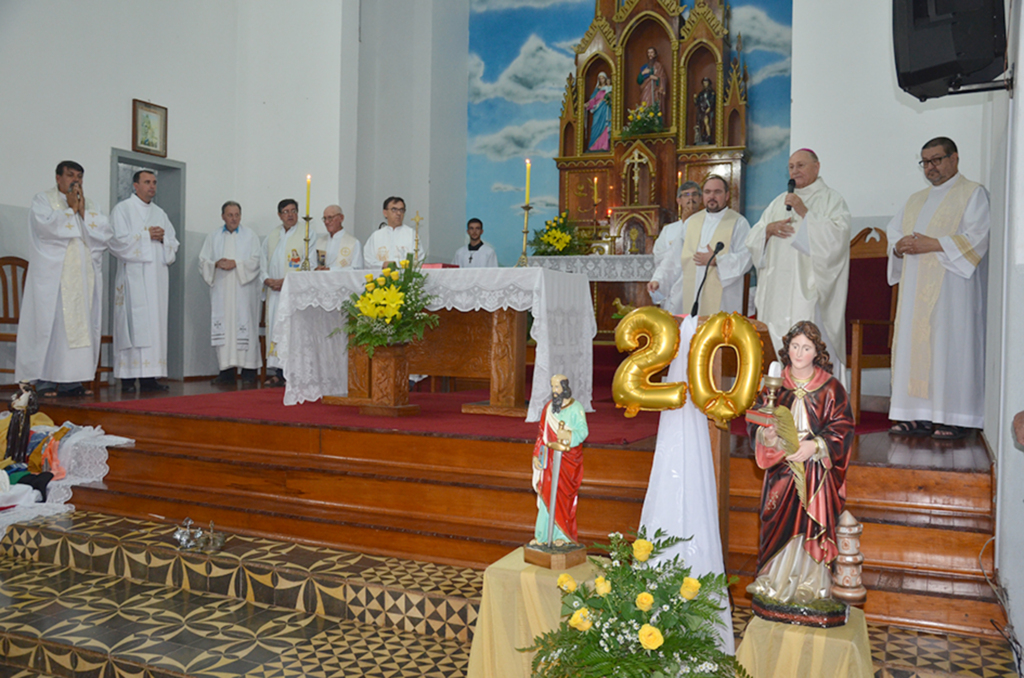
[688,312,763,428]
[612,307,686,417]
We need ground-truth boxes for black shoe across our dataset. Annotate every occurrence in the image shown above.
[121,379,137,394]
[139,378,169,393]
[240,368,258,385]
[211,369,237,385]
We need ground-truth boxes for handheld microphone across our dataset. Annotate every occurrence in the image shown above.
[690,241,726,317]
[786,179,796,211]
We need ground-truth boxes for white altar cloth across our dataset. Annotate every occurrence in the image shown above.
[528,254,654,282]
[273,268,597,422]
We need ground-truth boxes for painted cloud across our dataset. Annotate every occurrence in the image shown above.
[469,35,574,104]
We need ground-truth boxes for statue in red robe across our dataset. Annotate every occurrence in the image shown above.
[531,375,589,544]
[746,321,854,606]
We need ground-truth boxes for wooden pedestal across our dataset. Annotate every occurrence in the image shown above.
[359,344,420,417]
[522,543,588,570]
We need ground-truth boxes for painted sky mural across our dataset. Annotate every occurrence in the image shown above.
[467,0,792,265]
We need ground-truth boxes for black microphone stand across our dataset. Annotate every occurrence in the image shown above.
[690,242,726,317]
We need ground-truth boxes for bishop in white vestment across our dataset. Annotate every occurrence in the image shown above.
[745,150,852,382]
[316,204,363,270]
[364,197,419,265]
[261,199,314,381]
[199,201,263,384]
[649,181,701,310]
[15,161,112,395]
[887,138,989,438]
[108,170,179,392]
[648,177,751,315]
[451,218,498,268]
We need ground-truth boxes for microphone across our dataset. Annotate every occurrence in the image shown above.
[690,241,726,317]
[785,179,796,211]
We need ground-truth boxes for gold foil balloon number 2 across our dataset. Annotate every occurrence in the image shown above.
[612,308,763,427]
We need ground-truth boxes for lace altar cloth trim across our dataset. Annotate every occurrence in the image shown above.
[0,420,132,535]
[527,255,654,281]
[273,268,597,422]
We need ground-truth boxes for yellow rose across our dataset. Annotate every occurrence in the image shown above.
[632,538,654,562]
[680,577,701,600]
[390,271,400,280]
[377,277,386,285]
[399,259,409,268]
[635,591,654,612]
[381,267,391,275]
[638,624,664,650]
[594,576,611,597]
[557,573,577,592]
[365,283,376,292]
[568,608,592,632]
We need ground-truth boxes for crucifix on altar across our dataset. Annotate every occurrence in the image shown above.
[411,210,424,261]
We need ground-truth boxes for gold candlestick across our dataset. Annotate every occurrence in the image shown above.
[515,203,533,268]
[300,216,312,271]
[411,210,424,262]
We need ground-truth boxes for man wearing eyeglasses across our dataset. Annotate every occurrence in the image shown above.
[315,204,362,270]
[745,149,852,383]
[363,196,418,266]
[886,137,990,441]
[260,198,314,386]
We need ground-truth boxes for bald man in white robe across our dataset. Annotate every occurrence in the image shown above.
[316,204,363,270]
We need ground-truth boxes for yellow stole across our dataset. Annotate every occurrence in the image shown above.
[895,175,980,398]
[680,208,739,314]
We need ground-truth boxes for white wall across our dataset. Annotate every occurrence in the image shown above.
[0,0,469,376]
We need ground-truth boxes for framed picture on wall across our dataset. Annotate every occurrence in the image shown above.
[132,99,168,157]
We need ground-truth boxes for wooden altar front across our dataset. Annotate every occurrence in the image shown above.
[325,308,528,418]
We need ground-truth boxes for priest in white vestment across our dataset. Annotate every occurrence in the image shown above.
[745,150,852,383]
[649,181,701,311]
[200,201,263,386]
[108,170,179,393]
[261,198,315,385]
[451,218,498,268]
[315,204,363,270]
[363,196,419,266]
[648,176,751,316]
[887,137,989,440]
[15,161,112,396]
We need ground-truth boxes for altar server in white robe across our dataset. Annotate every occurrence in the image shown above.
[451,218,498,268]
[261,198,315,385]
[887,137,990,440]
[200,201,263,386]
[648,176,751,316]
[649,181,701,310]
[108,170,179,393]
[16,161,112,396]
[315,204,363,270]
[364,196,419,266]
[745,149,852,383]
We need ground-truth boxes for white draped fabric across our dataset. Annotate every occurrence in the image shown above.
[886,175,990,428]
[451,242,498,268]
[363,224,417,266]
[639,315,734,653]
[261,225,313,369]
[15,189,111,383]
[649,219,685,309]
[109,194,179,378]
[527,254,654,281]
[273,268,596,421]
[199,225,263,370]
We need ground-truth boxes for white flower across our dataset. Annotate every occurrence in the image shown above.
[572,600,580,608]
[662,604,670,611]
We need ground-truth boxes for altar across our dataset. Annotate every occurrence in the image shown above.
[273,267,596,422]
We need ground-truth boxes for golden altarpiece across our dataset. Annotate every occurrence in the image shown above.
[553,0,749,332]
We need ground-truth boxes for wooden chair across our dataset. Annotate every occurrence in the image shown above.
[0,257,29,382]
[845,227,898,423]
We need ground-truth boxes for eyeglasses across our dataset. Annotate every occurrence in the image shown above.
[280,208,298,215]
[919,154,951,168]
[322,215,342,223]
[388,207,406,213]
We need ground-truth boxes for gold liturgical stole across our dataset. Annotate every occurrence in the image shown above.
[897,175,979,398]
[680,208,739,315]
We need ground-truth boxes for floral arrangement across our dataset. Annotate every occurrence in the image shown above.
[529,211,588,256]
[339,254,438,358]
[525,529,747,678]
[623,101,663,136]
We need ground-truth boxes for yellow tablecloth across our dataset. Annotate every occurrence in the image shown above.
[466,547,600,678]
[735,606,873,678]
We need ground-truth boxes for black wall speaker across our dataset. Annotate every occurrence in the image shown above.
[893,0,1007,101]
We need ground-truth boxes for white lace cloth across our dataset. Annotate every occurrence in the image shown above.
[528,254,655,281]
[274,268,597,421]
[0,417,132,535]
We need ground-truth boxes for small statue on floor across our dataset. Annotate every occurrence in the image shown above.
[6,381,38,465]
[531,375,589,546]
